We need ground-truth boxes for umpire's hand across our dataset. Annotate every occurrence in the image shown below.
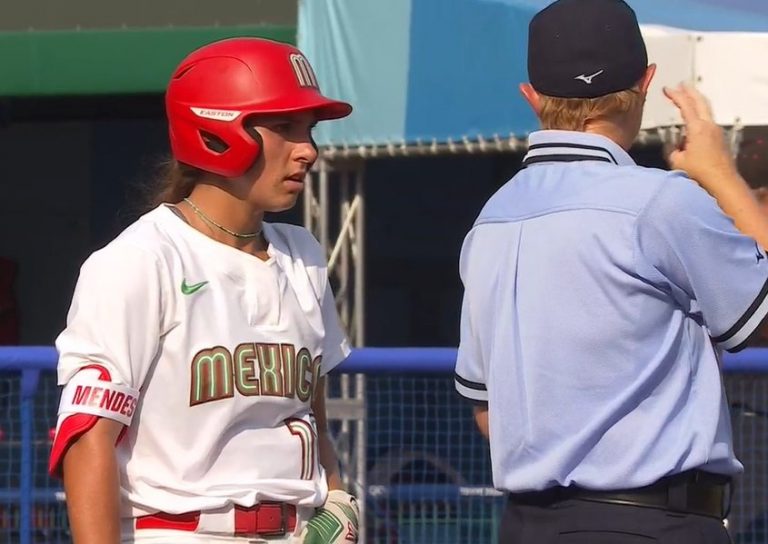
[664,83,768,252]
[663,83,738,187]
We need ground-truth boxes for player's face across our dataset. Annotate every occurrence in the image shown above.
[243,112,318,212]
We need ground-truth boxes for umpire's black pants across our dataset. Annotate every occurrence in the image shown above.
[499,498,731,544]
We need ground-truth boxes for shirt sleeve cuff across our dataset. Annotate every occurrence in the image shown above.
[319,339,352,376]
[454,372,488,402]
[713,276,768,353]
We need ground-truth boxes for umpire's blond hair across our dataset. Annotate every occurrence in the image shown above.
[538,88,644,131]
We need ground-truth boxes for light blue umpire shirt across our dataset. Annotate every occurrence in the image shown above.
[455,130,768,493]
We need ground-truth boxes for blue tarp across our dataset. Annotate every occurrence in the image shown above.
[299,0,768,148]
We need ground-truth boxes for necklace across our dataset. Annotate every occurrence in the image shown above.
[183,198,263,239]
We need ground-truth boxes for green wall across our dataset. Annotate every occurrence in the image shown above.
[0,25,296,96]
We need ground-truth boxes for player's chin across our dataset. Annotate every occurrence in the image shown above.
[268,190,302,213]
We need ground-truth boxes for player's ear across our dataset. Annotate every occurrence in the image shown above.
[639,64,657,95]
[519,83,542,115]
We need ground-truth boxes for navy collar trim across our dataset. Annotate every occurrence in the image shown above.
[523,142,618,167]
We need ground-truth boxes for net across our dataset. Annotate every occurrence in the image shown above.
[2,365,768,543]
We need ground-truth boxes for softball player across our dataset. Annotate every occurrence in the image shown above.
[455,1,768,542]
[49,38,359,544]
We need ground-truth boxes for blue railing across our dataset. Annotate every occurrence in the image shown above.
[2,346,768,544]
[6,346,768,373]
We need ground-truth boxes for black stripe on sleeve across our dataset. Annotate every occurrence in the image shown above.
[728,334,755,354]
[712,275,768,346]
[455,373,487,391]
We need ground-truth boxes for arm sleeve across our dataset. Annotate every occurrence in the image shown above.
[455,234,488,403]
[318,282,351,376]
[455,293,488,402]
[55,243,167,389]
[635,174,768,353]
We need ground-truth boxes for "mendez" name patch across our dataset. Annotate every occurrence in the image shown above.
[58,370,141,427]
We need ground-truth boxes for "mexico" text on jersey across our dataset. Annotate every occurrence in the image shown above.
[190,343,322,406]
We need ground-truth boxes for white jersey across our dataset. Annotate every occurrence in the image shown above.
[55,205,350,517]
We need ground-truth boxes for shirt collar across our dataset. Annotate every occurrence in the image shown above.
[522,130,636,167]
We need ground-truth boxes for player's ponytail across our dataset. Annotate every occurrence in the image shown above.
[145,159,205,210]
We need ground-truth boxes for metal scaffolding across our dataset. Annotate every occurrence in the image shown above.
[304,155,368,541]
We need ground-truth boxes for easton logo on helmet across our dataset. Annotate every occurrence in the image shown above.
[190,108,242,121]
[289,54,319,89]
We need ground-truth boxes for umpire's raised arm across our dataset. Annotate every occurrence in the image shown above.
[664,83,768,251]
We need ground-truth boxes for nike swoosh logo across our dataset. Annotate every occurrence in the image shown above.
[574,69,604,84]
[181,279,208,295]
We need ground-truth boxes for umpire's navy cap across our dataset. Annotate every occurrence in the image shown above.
[528,0,648,99]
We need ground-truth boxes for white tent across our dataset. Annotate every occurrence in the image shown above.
[643,26,768,132]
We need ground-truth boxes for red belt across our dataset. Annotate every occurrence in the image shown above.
[136,502,297,537]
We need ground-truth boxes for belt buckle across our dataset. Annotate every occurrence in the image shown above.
[256,502,288,537]
[670,470,728,519]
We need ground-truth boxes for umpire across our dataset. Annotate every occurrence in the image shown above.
[455,0,768,542]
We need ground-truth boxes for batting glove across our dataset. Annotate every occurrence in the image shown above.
[301,489,359,543]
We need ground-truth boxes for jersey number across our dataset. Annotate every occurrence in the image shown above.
[285,417,318,480]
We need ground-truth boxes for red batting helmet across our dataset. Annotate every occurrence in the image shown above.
[165,37,352,177]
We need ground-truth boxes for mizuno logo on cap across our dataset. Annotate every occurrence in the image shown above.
[190,108,242,121]
[574,70,605,85]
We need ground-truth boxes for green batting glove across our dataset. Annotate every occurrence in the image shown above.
[301,490,359,543]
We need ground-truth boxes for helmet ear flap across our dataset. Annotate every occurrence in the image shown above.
[310,135,318,156]
[243,124,264,162]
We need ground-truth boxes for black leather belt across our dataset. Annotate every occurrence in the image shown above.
[507,470,731,519]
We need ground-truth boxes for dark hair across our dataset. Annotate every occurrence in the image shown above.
[144,159,206,211]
